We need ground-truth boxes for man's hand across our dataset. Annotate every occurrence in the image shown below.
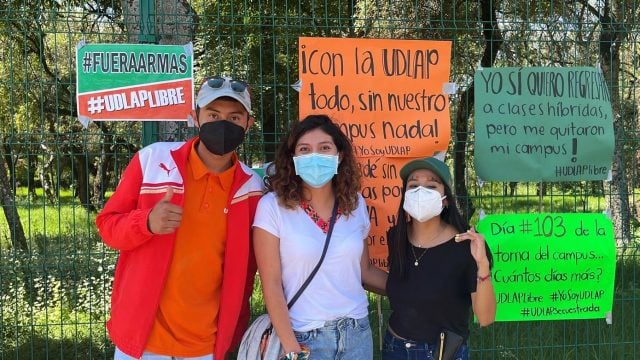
[147,187,183,234]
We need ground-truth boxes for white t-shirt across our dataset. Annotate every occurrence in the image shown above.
[253,192,371,331]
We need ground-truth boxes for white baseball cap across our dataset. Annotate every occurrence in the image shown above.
[195,76,252,113]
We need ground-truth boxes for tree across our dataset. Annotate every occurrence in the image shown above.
[578,0,636,245]
[0,141,28,251]
[0,0,139,213]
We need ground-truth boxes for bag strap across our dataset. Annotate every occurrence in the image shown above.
[286,200,339,309]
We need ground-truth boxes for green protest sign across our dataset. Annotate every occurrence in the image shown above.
[477,213,616,322]
[76,43,193,123]
[474,67,614,181]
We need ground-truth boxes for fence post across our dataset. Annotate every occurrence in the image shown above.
[139,0,158,146]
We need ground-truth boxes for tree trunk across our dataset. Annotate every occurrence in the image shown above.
[27,151,37,199]
[453,0,502,220]
[74,151,95,212]
[2,142,16,193]
[0,143,29,251]
[597,2,632,246]
[92,141,109,207]
[39,143,56,204]
[91,123,115,208]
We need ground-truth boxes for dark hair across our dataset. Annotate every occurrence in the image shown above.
[389,170,492,279]
[266,114,361,215]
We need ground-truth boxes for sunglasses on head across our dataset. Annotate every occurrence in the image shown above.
[205,76,248,93]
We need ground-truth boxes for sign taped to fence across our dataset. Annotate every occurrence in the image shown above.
[358,157,408,267]
[298,37,452,269]
[474,67,614,181]
[76,43,193,122]
[298,37,452,157]
[477,213,616,322]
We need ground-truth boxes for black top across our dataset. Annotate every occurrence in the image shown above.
[386,227,478,343]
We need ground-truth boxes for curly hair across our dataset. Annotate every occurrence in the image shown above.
[266,114,362,215]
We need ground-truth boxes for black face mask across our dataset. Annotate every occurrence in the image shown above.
[198,120,246,155]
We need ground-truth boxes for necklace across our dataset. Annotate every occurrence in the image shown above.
[410,245,428,266]
[409,223,446,266]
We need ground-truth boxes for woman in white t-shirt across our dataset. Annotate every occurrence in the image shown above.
[253,114,387,360]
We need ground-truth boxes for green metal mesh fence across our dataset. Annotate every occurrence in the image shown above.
[1,0,639,359]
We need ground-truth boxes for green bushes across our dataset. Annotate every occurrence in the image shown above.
[0,243,116,358]
[0,196,117,358]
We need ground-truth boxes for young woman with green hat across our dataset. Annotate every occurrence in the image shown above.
[382,156,496,360]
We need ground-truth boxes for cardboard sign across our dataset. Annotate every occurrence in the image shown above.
[474,67,614,181]
[76,43,193,122]
[298,37,452,158]
[477,213,616,321]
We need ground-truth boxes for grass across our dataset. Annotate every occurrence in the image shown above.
[0,186,639,359]
[1,189,114,359]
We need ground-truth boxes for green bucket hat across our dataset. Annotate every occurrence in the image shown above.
[399,157,452,186]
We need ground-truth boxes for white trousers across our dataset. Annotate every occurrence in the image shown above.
[114,347,214,360]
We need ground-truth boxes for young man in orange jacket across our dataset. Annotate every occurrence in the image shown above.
[96,76,264,360]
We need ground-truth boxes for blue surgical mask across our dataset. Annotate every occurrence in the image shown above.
[292,153,339,188]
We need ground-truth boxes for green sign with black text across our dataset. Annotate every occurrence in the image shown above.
[477,213,616,321]
[474,67,614,181]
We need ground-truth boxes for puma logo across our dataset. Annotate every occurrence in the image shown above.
[159,163,176,176]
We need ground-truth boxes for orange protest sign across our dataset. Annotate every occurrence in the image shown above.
[298,37,453,269]
[299,37,452,157]
[359,157,407,269]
